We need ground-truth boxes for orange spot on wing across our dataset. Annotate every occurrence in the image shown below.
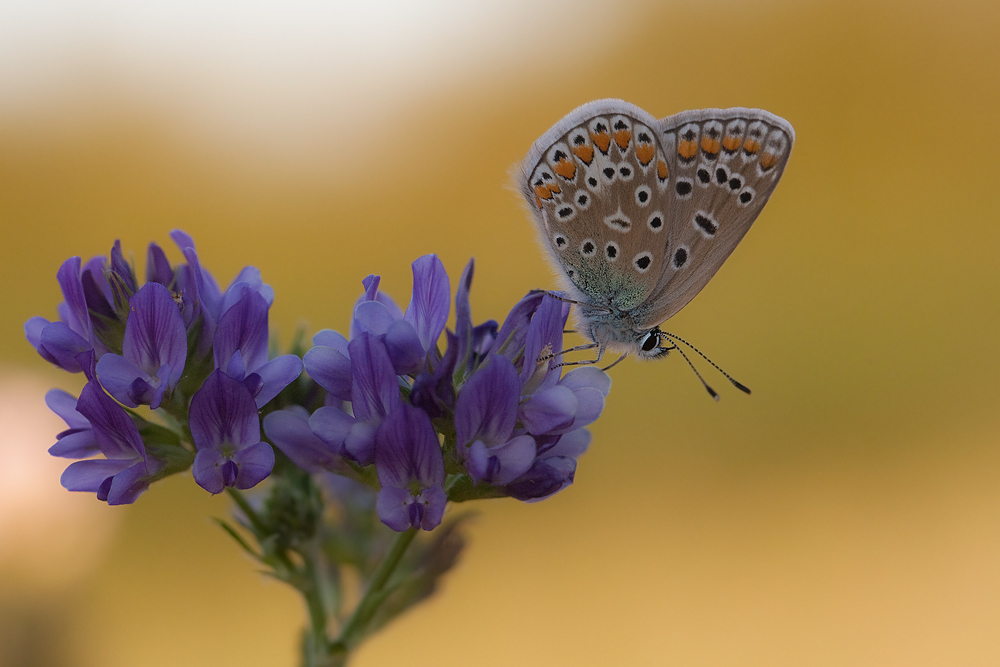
[613,129,632,151]
[656,159,669,181]
[590,130,611,154]
[678,140,698,160]
[700,136,721,155]
[534,184,553,201]
[571,144,594,164]
[759,152,778,170]
[743,138,761,154]
[553,158,576,180]
[547,182,561,195]
[722,135,741,152]
[635,144,655,165]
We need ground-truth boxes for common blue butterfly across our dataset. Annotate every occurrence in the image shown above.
[520,99,793,379]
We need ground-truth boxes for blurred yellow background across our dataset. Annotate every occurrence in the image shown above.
[2,0,1000,664]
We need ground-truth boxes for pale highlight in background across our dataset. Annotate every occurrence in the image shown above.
[0,0,643,167]
[0,371,119,595]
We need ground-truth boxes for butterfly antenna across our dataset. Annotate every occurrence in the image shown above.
[664,342,719,400]
[659,332,751,395]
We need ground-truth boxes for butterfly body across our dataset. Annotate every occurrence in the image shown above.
[520,99,793,361]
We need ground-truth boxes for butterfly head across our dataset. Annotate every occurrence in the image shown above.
[635,326,671,360]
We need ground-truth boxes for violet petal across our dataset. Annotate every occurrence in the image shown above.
[520,294,568,388]
[45,388,89,429]
[264,407,342,472]
[403,255,450,352]
[60,458,133,493]
[39,322,91,373]
[467,433,537,486]
[189,370,261,451]
[95,353,145,408]
[418,486,446,531]
[348,333,400,423]
[192,449,227,494]
[352,300,396,337]
[454,354,520,447]
[505,456,577,502]
[56,257,91,341]
[493,291,545,364]
[312,329,350,356]
[214,288,270,373]
[233,441,274,490]
[519,385,578,435]
[559,366,612,397]
[75,381,145,460]
[376,486,413,532]
[452,259,474,373]
[545,428,591,459]
[106,461,152,505]
[565,386,605,432]
[49,429,101,459]
[303,345,353,401]
[344,421,377,466]
[384,319,425,376]
[308,406,355,452]
[375,403,444,489]
[146,242,175,286]
[122,282,187,388]
[252,355,304,408]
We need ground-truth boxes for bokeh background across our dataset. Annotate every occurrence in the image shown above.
[2,0,999,664]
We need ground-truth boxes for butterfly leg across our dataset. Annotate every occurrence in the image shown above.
[551,344,606,369]
[544,291,613,313]
[539,342,598,368]
[601,353,629,371]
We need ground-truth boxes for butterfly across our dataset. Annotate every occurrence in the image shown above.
[519,99,793,382]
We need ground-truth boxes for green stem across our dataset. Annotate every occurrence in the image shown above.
[331,528,418,656]
[225,487,267,535]
[300,546,333,667]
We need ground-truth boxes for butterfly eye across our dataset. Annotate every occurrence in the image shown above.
[640,332,659,352]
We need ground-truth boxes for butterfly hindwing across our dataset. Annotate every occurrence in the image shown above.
[636,108,794,329]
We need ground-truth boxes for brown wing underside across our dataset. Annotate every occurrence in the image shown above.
[521,100,793,330]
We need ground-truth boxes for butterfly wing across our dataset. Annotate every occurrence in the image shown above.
[520,100,671,313]
[634,108,794,329]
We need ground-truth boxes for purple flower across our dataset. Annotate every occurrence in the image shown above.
[303,329,353,401]
[350,256,450,375]
[340,332,401,465]
[189,370,275,494]
[25,257,105,372]
[519,366,611,436]
[451,259,498,380]
[263,406,349,474]
[95,282,187,409]
[503,452,579,502]
[213,286,303,408]
[454,355,536,485]
[145,242,175,287]
[170,230,274,359]
[517,293,570,392]
[375,403,446,532]
[409,331,459,419]
[449,290,607,499]
[59,381,161,504]
[46,388,100,459]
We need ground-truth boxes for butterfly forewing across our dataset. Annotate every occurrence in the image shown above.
[636,108,793,329]
[521,100,672,313]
